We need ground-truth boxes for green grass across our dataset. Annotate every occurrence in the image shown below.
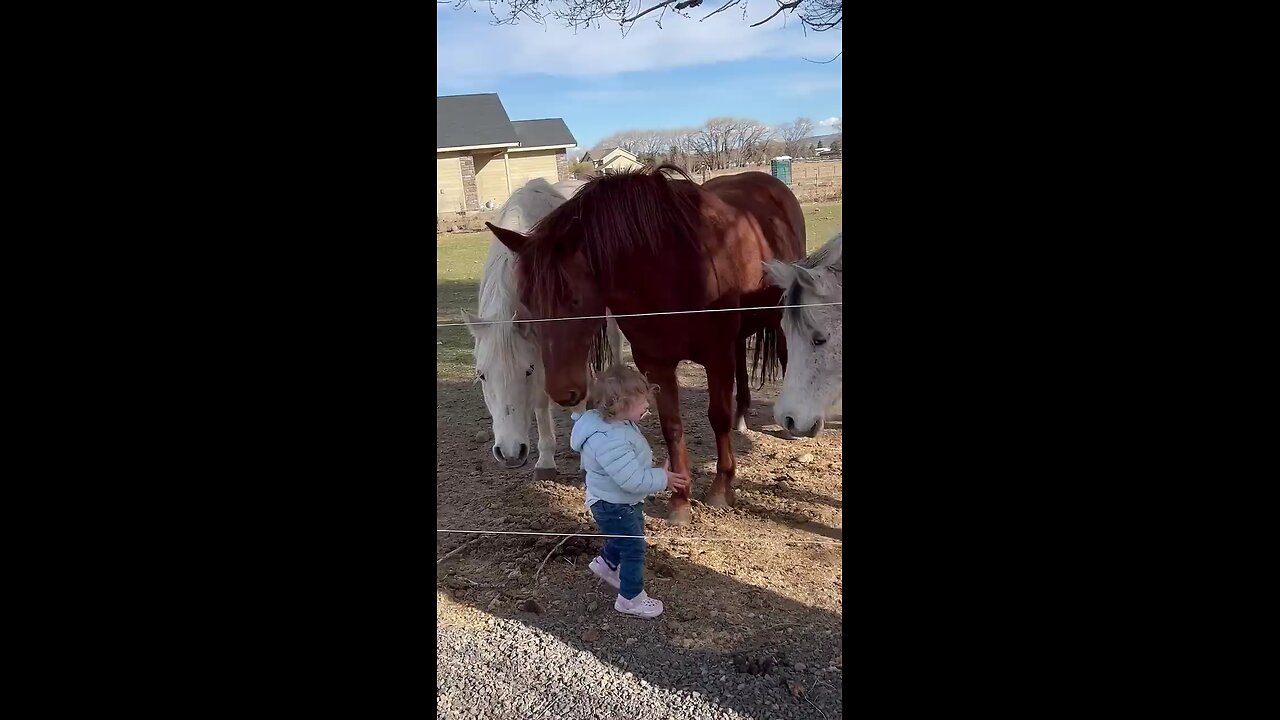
[801,202,842,251]
[436,201,842,376]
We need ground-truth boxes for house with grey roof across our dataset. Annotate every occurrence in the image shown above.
[437,93,577,215]
[587,147,642,174]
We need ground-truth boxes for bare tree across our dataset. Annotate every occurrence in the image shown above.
[668,127,698,169]
[690,117,749,170]
[775,117,813,157]
[734,119,773,166]
[637,130,669,164]
[687,119,715,169]
[444,0,841,34]
[589,120,779,170]
[595,130,644,155]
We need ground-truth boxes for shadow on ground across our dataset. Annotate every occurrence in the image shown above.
[437,378,843,720]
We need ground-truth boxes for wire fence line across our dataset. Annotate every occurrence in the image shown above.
[435,302,843,328]
[435,302,845,561]
[436,528,842,546]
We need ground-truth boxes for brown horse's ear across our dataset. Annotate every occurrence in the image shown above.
[486,222,529,253]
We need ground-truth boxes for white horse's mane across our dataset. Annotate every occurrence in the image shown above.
[475,178,584,370]
[798,231,842,273]
[782,231,842,334]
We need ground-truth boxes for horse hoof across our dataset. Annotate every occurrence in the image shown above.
[733,417,749,433]
[705,494,730,509]
[667,505,692,526]
[533,468,557,481]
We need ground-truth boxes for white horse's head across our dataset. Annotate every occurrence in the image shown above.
[463,310,543,468]
[765,231,843,438]
[465,177,585,468]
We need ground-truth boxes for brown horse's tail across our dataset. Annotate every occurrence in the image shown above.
[747,325,781,389]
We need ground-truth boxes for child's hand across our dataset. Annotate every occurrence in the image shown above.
[665,470,689,493]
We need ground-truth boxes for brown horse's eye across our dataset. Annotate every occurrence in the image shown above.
[812,332,827,347]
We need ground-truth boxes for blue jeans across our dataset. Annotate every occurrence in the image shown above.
[590,500,646,599]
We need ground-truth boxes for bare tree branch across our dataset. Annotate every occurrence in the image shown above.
[749,0,802,28]
[803,50,842,63]
[622,0,681,23]
[533,534,573,582]
[437,535,486,565]
[701,0,740,21]
[447,0,840,33]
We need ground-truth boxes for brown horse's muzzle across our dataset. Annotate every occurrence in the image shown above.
[549,388,582,408]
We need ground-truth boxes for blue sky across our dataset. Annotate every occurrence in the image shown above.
[436,3,842,151]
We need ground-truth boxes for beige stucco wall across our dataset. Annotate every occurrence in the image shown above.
[507,150,560,189]
[436,152,465,214]
[473,152,510,210]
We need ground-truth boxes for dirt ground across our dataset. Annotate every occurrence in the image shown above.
[437,355,843,679]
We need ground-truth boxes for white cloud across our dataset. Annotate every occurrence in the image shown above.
[436,9,841,86]
[818,116,841,127]
[563,87,660,104]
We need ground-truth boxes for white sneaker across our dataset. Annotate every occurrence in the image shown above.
[589,556,620,589]
[615,590,664,619]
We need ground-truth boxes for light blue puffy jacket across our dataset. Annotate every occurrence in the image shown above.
[570,409,666,507]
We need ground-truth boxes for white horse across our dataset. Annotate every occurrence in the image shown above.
[463,178,624,477]
[764,231,842,438]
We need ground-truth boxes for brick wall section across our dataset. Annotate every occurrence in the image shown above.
[556,150,569,181]
[460,155,480,211]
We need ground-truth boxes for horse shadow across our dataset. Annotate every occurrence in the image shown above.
[534,379,841,542]
[436,380,844,720]
[737,478,842,510]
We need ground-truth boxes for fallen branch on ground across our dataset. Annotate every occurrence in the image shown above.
[533,534,572,582]
[436,535,485,565]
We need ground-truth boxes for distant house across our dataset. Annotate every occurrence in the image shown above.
[437,93,577,215]
[591,147,643,174]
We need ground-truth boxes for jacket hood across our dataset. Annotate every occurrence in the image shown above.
[570,409,614,452]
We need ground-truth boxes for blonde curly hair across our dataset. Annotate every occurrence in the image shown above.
[590,365,659,421]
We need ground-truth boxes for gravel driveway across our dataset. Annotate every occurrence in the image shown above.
[438,616,842,720]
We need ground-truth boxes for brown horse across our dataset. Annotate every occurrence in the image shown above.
[486,165,805,525]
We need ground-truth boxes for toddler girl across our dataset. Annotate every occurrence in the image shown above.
[569,365,689,618]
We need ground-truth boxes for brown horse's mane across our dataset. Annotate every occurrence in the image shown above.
[519,164,706,316]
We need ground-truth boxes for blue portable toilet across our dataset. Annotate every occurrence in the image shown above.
[770,156,793,185]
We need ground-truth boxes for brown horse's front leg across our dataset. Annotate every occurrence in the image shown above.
[636,357,691,526]
[705,353,737,508]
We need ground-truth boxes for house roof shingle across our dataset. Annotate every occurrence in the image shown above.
[437,94,519,150]
[511,119,577,148]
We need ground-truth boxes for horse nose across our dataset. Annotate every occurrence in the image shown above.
[494,443,530,468]
[784,416,797,433]
[566,390,580,405]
